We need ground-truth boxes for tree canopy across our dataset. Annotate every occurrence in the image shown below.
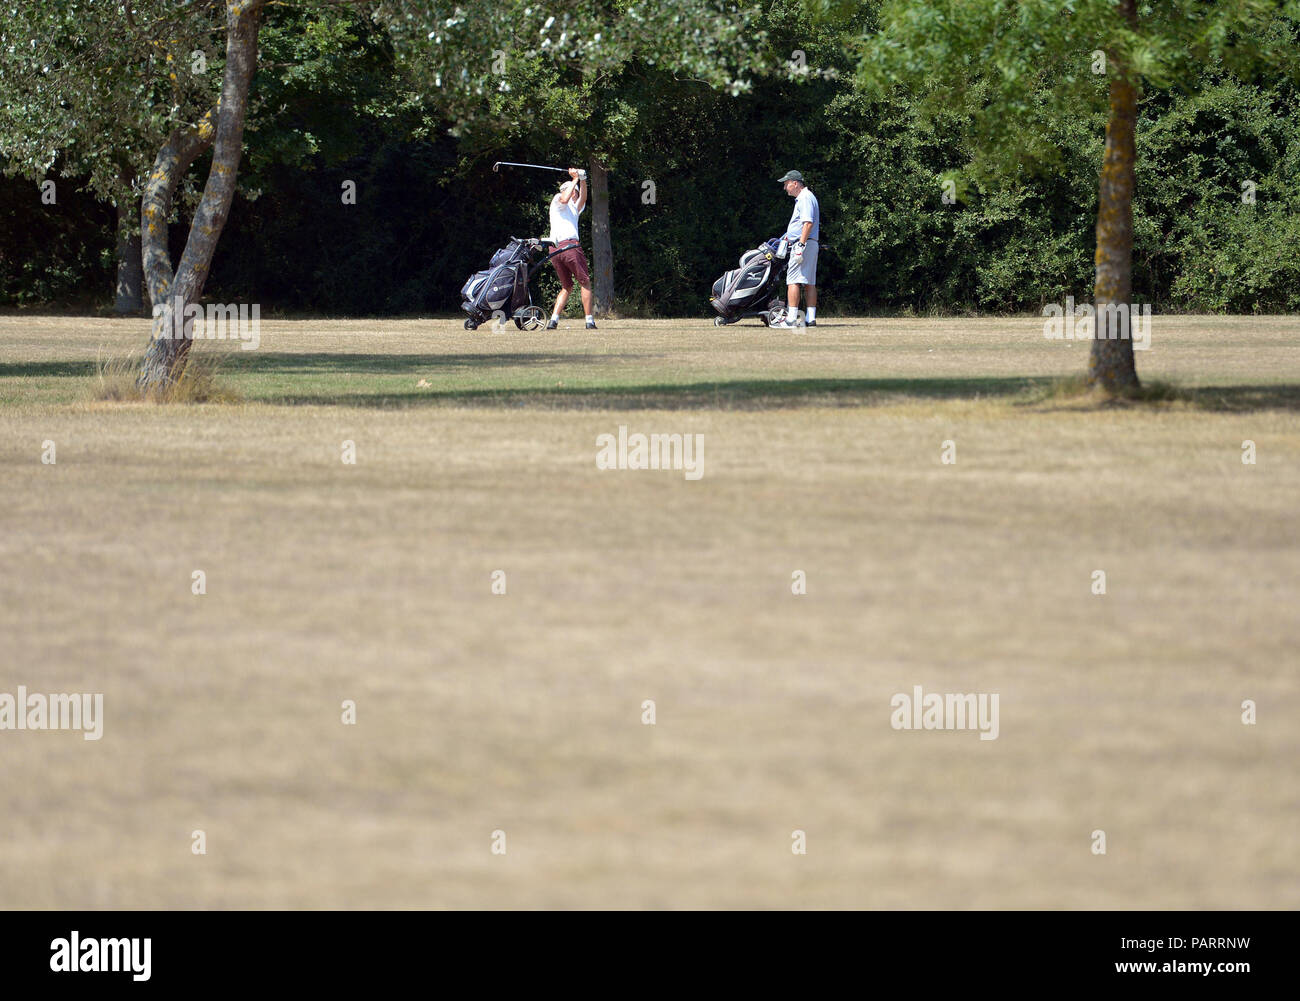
[2,0,1298,339]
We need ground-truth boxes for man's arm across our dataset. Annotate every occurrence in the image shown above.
[571,166,587,212]
[800,220,813,244]
[562,167,588,210]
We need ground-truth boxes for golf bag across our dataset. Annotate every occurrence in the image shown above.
[709,237,790,326]
[460,237,556,330]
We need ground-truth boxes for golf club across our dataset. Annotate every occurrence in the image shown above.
[492,161,570,174]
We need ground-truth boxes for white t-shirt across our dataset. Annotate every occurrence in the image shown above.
[785,187,820,242]
[549,190,584,243]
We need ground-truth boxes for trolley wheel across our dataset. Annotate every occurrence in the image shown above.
[516,305,545,330]
[464,319,477,330]
[713,316,727,327]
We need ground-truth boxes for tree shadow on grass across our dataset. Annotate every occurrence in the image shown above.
[0,361,100,377]
[1179,384,1300,413]
[0,352,656,380]
[3,355,1299,412]
[268,375,1053,409]
[217,352,659,375]
[1017,381,1300,414]
[253,376,1300,412]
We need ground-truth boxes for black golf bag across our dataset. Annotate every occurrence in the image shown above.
[460,237,558,330]
[709,237,790,326]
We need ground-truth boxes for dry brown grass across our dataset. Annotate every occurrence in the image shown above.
[92,347,242,405]
[0,314,1297,909]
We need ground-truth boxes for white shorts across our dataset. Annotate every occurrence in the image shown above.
[787,239,818,286]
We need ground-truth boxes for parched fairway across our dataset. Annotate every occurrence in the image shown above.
[1,314,1297,909]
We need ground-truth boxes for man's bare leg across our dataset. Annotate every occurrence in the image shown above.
[787,283,802,323]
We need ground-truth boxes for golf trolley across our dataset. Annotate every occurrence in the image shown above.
[460,236,570,331]
[708,238,793,327]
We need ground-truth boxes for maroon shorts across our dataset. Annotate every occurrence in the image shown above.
[551,241,590,290]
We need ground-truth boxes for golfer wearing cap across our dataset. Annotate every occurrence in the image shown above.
[546,167,597,330]
[776,170,819,328]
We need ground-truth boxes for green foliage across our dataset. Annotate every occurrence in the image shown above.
[851,0,1300,182]
[1136,78,1300,310]
[379,0,772,117]
[1,0,1298,315]
[245,8,413,179]
[0,0,225,207]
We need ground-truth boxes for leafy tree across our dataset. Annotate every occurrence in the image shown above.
[6,0,1299,330]
[0,0,267,390]
[841,0,1300,392]
[0,1,223,314]
[377,0,773,314]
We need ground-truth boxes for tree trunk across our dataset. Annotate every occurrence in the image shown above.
[140,115,213,311]
[140,120,211,310]
[139,0,264,394]
[589,157,614,316]
[114,182,143,315]
[1089,0,1140,394]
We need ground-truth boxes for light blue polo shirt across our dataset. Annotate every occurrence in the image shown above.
[785,187,820,242]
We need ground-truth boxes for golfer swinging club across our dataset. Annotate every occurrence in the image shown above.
[546,167,597,330]
[776,170,819,328]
